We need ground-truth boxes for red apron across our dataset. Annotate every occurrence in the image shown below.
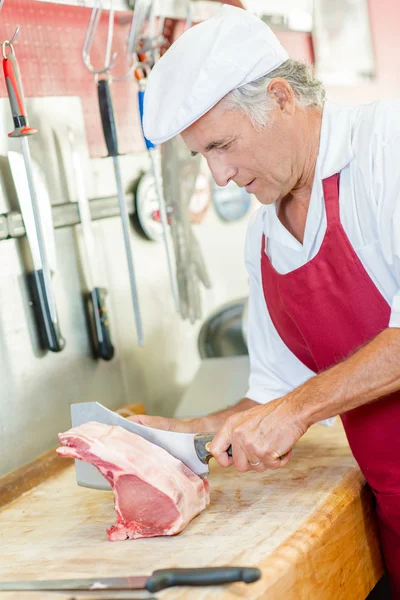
[261,173,400,595]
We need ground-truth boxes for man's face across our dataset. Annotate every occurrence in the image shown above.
[181,97,298,206]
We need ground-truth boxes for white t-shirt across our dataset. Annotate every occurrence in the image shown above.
[245,100,400,404]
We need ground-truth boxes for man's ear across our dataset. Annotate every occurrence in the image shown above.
[267,78,295,115]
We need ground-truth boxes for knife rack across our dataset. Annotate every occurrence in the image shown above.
[0,193,136,242]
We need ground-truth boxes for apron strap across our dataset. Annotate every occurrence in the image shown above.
[322,173,341,226]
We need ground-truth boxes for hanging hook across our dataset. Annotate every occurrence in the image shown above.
[126,0,147,60]
[82,0,117,76]
[9,25,20,44]
[1,25,20,60]
[143,0,166,67]
[114,0,147,81]
[113,0,151,82]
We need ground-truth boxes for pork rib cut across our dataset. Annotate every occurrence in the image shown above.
[57,421,210,541]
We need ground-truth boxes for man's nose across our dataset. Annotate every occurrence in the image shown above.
[207,157,237,187]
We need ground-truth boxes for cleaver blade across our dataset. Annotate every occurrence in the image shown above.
[70,402,214,489]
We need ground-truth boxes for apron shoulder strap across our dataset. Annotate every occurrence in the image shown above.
[322,173,341,226]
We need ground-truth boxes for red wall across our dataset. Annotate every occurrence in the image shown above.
[0,0,398,158]
[0,1,145,156]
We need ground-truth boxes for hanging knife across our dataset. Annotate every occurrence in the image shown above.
[98,78,144,346]
[0,567,261,592]
[3,40,65,352]
[8,151,65,352]
[137,69,179,312]
[67,128,114,361]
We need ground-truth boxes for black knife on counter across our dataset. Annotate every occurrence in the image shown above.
[0,567,261,593]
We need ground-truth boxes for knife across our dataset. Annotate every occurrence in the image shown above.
[71,402,232,489]
[4,41,65,353]
[98,79,143,346]
[8,151,65,352]
[67,128,114,362]
[0,567,261,592]
[137,69,180,312]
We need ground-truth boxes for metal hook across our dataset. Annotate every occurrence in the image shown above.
[82,0,117,76]
[113,0,151,82]
[1,25,20,60]
[10,25,20,44]
[126,0,147,60]
[129,1,165,63]
[143,0,166,66]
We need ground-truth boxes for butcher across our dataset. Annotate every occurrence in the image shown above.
[133,5,400,593]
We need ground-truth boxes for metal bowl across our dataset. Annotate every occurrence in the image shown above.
[198,297,248,359]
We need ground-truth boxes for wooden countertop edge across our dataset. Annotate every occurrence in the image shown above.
[0,447,73,509]
[251,467,384,600]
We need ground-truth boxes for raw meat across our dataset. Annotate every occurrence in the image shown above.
[57,421,210,541]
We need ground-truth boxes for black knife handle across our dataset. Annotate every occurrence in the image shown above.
[98,79,119,157]
[27,270,65,352]
[87,287,114,361]
[194,433,232,464]
[146,567,261,593]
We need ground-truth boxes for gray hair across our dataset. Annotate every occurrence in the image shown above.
[221,59,325,129]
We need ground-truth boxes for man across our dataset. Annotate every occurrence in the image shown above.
[135,5,400,593]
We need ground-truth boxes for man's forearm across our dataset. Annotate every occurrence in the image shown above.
[129,397,258,433]
[194,398,258,432]
[293,327,400,426]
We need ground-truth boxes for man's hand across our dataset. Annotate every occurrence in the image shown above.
[208,395,308,472]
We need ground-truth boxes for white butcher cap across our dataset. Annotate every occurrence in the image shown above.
[143,4,289,145]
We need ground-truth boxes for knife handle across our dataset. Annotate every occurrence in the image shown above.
[87,287,115,361]
[194,433,232,464]
[3,48,37,138]
[98,79,119,158]
[146,567,261,592]
[27,270,65,352]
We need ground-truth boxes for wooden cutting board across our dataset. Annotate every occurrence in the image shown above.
[0,421,383,599]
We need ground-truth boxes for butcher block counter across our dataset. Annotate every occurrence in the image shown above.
[0,420,383,600]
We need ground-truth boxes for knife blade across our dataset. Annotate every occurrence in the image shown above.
[71,402,231,489]
[0,567,261,592]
